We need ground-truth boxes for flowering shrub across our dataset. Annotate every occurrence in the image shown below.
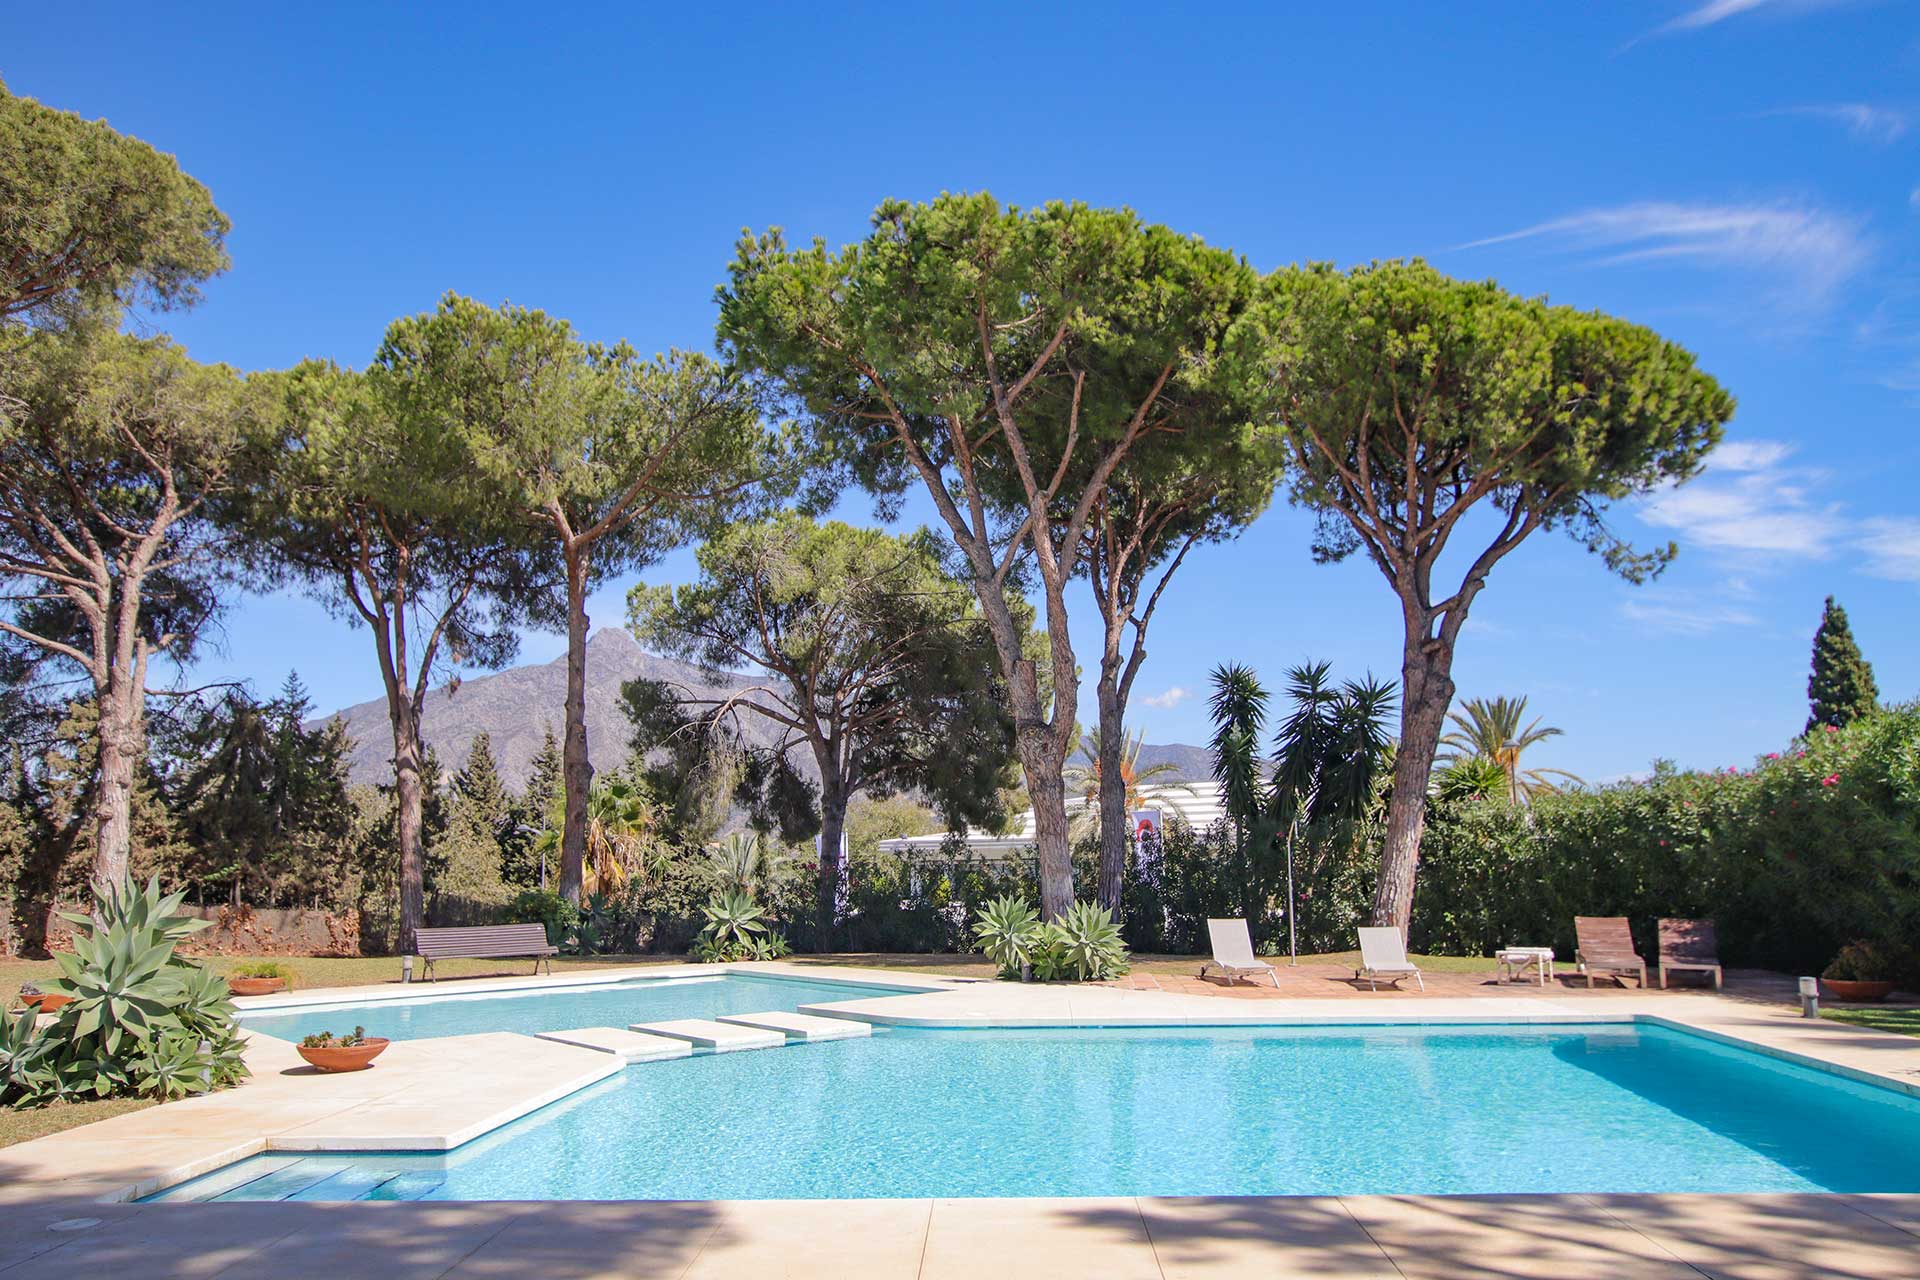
[1412,703,1920,982]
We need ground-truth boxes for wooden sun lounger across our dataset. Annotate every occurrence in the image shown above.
[1657,918,1723,989]
[414,923,558,982]
[1574,916,1647,988]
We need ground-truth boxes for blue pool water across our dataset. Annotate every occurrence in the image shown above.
[237,973,919,1043]
[153,1022,1920,1201]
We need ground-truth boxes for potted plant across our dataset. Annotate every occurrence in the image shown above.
[228,961,295,997]
[296,1026,389,1073]
[15,981,72,1014]
[1822,941,1900,1003]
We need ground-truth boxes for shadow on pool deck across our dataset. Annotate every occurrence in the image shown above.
[5,1181,1920,1277]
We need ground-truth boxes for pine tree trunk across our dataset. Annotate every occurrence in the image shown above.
[92,691,136,889]
[816,781,846,942]
[391,696,426,955]
[91,586,149,889]
[558,543,593,905]
[1369,639,1454,936]
[966,561,1076,919]
[1018,731,1074,921]
[1095,679,1128,912]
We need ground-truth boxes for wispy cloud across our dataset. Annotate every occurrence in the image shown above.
[1640,441,1846,556]
[1761,103,1909,144]
[1710,440,1796,472]
[1633,444,1920,598]
[1663,0,1776,30]
[1460,201,1870,306]
[1647,0,1856,39]
[1858,517,1920,582]
[1139,686,1191,710]
[1621,597,1762,634]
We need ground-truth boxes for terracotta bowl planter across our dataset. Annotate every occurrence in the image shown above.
[19,992,72,1014]
[229,977,288,996]
[296,1038,390,1073]
[1822,978,1896,1003]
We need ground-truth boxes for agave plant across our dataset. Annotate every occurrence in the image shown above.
[37,876,249,1101]
[45,876,211,1057]
[693,889,778,963]
[972,895,1042,978]
[1036,901,1130,982]
[0,1005,55,1105]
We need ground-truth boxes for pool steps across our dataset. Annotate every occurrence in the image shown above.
[531,1010,875,1060]
[716,1011,872,1041]
[629,1017,785,1052]
[532,1026,695,1062]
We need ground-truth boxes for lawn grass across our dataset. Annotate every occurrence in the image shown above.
[795,950,1502,979]
[0,951,684,1000]
[3,947,1502,997]
[0,1095,155,1150]
[1822,1005,1920,1038]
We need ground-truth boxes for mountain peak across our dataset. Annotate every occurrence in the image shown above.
[319,636,1216,793]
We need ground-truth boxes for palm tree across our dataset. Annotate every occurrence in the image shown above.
[535,777,664,897]
[1438,695,1581,804]
[1267,663,1396,960]
[583,779,664,895]
[1208,663,1269,844]
[705,829,792,899]
[1431,754,1509,805]
[1063,726,1190,841]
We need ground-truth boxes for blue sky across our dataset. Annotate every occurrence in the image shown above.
[8,1,1917,782]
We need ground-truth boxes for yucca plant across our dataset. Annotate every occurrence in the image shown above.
[972,895,1042,978]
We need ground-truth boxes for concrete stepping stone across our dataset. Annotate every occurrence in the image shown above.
[631,1018,783,1052]
[535,1026,694,1063]
[716,1011,872,1041]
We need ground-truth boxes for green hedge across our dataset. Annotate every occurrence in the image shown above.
[1412,704,1920,979]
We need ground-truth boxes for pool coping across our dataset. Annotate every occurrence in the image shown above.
[230,959,964,1018]
[6,976,1920,1211]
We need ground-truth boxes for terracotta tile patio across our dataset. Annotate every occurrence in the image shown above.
[1105,961,1806,1002]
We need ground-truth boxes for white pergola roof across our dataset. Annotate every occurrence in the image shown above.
[877,783,1222,859]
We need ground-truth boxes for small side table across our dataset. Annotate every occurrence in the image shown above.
[1496,947,1556,986]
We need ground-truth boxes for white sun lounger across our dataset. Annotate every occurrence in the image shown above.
[1355,926,1425,991]
[1199,918,1279,987]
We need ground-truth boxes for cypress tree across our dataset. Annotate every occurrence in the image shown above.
[454,732,511,826]
[506,726,563,888]
[1806,596,1879,734]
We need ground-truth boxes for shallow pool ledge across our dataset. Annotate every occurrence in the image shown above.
[230,958,962,1016]
[0,1030,621,1206]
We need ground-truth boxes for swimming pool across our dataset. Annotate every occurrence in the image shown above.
[152,1021,1920,1201]
[238,972,923,1043]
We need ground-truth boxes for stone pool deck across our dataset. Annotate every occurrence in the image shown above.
[4,961,1919,1278]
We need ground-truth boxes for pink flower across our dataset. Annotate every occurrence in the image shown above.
[1824,724,1839,734]
[1658,839,1669,847]
[1765,753,1780,760]
[1821,774,1839,788]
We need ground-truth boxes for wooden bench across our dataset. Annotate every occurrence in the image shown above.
[414,923,558,982]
